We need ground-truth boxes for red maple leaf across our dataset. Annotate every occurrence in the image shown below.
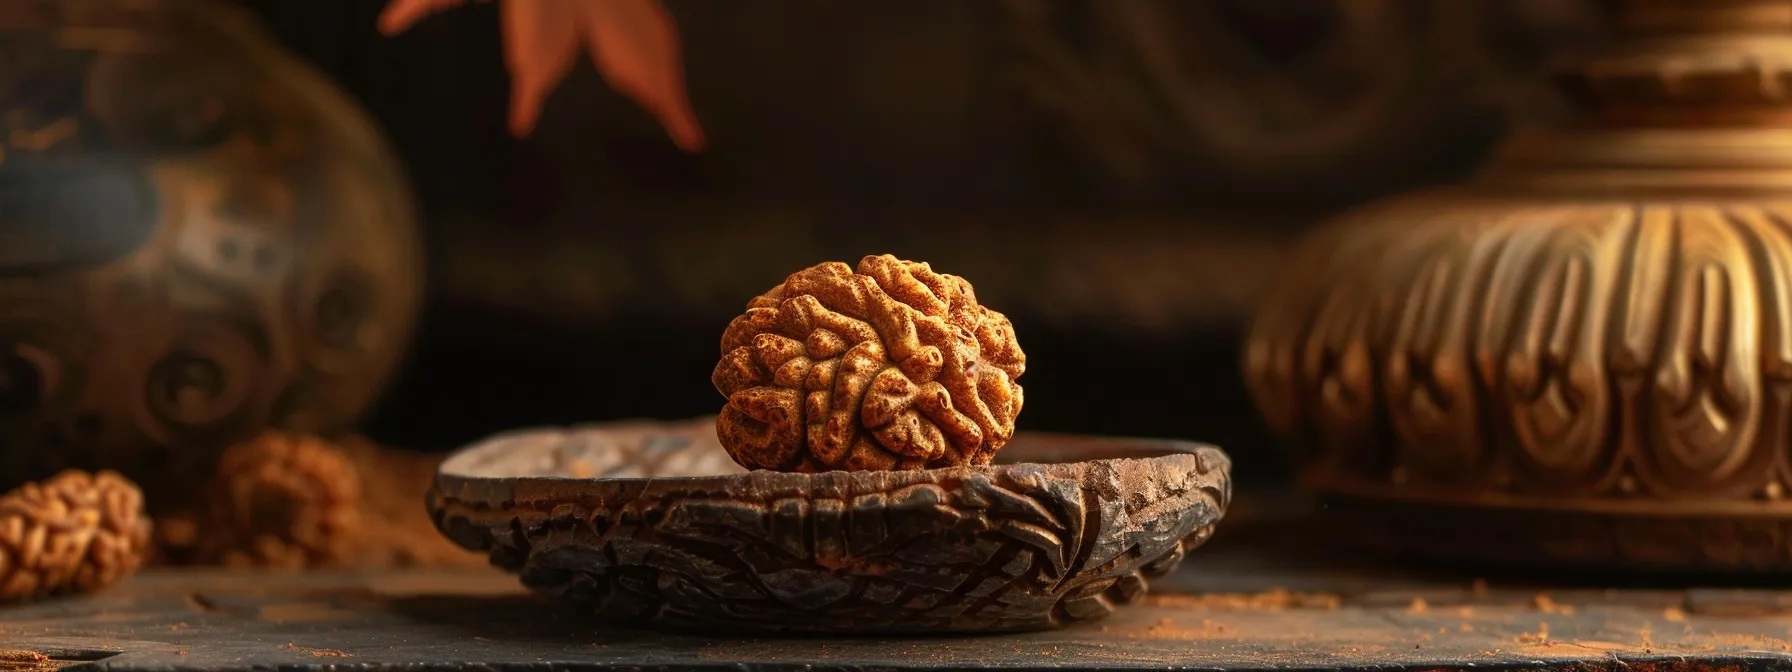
[378,0,705,152]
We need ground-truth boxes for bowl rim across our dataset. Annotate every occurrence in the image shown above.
[431,419,1231,506]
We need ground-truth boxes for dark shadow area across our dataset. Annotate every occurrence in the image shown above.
[210,0,1575,495]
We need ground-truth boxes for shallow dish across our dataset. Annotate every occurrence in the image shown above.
[428,418,1231,633]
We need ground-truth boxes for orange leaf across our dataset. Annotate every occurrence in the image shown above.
[577,0,705,151]
[378,0,704,149]
[500,0,584,137]
[377,0,478,36]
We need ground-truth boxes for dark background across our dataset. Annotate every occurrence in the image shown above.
[229,0,1597,485]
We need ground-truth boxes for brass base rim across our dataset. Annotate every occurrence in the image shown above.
[1316,490,1792,574]
[1306,472,1792,518]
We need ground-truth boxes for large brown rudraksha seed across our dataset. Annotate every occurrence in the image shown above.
[0,470,153,602]
[713,255,1027,472]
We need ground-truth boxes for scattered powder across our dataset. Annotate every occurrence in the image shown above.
[1127,617,1238,640]
[284,643,350,658]
[1517,621,1552,645]
[0,651,53,672]
[1146,589,1341,611]
[1533,594,1575,615]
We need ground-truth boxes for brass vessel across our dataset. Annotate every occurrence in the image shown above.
[0,0,423,507]
[1245,0,1792,572]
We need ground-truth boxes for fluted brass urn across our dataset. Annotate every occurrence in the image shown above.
[1245,0,1792,572]
[0,0,422,507]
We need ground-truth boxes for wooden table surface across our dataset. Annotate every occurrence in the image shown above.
[7,516,1792,672]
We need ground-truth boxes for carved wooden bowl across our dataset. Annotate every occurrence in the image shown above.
[427,418,1231,634]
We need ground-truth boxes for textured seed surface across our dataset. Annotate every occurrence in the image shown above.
[713,254,1026,472]
[0,469,152,603]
